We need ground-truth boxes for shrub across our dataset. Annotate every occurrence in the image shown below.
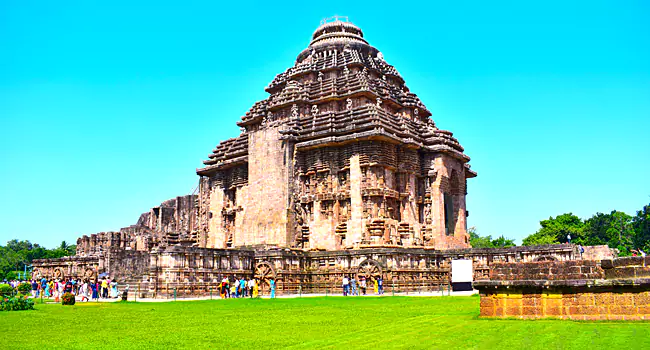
[62,292,76,305]
[17,282,32,294]
[0,284,13,298]
[0,293,34,311]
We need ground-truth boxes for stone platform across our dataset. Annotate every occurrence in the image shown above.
[474,256,650,320]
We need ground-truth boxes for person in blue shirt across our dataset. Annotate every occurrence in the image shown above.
[240,277,247,297]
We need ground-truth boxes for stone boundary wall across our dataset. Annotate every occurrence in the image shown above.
[474,257,650,320]
[487,260,604,281]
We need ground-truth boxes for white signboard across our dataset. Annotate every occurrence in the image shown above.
[451,259,473,283]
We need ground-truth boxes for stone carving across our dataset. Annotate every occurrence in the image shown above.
[346,98,352,111]
[311,105,319,116]
[291,104,299,120]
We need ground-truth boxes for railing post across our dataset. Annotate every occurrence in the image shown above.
[392,282,394,296]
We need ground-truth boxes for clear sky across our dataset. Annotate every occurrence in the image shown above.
[1,1,649,248]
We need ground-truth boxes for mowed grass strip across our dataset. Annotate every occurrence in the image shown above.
[1,296,649,349]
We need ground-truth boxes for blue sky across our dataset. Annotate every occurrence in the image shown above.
[1,1,649,248]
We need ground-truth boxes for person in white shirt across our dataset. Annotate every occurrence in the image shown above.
[248,278,255,298]
[342,276,350,296]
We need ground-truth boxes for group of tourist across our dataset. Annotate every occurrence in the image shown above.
[341,275,383,296]
[4,277,122,301]
[218,276,276,299]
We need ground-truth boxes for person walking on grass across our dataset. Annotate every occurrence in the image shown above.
[248,278,255,298]
[270,278,276,299]
[31,280,38,298]
[110,279,118,298]
[80,281,90,302]
[91,281,98,301]
[350,276,357,296]
[253,279,259,298]
[378,276,384,295]
[220,277,228,299]
[360,276,367,295]
[342,275,350,296]
[240,277,247,297]
[230,281,237,298]
[101,277,108,298]
[373,277,379,295]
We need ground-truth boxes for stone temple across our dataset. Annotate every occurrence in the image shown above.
[33,18,605,296]
[196,17,476,251]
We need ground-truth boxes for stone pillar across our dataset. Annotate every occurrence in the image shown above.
[349,154,363,245]
[207,186,225,248]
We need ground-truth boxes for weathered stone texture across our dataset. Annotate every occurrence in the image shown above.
[475,256,650,320]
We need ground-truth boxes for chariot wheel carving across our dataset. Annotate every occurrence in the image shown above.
[84,268,97,281]
[356,259,382,280]
[53,267,65,280]
[254,261,276,295]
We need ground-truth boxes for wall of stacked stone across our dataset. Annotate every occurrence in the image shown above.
[102,248,151,283]
[475,257,650,320]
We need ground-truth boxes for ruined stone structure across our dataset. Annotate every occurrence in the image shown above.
[474,257,650,320]
[196,17,475,251]
[32,18,617,298]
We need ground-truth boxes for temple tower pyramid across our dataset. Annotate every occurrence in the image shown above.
[196,17,476,250]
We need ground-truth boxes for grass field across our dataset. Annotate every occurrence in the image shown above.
[1,296,649,349]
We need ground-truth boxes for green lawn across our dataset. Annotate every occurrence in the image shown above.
[1,296,648,349]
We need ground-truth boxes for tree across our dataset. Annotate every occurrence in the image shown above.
[492,235,516,248]
[468,227,493,248]
[468,227,516,248]
[633,204,650,253]
[522,213,584,246]
[0,239,77,281]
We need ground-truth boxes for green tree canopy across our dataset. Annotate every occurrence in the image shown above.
[469,227,516,248]
[632,204,650,253]
[522,213,584,246]
[0,240,76,281]
[521,204,650,256]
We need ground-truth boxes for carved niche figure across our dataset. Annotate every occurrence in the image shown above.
[343,66,350,77]
[294,202,309,225]
[291,104,299,120]
[346,98,353,111]
[318,72,324,84]
[376,98,382,108]
[424,203,431,222]
[311,105,319,116]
